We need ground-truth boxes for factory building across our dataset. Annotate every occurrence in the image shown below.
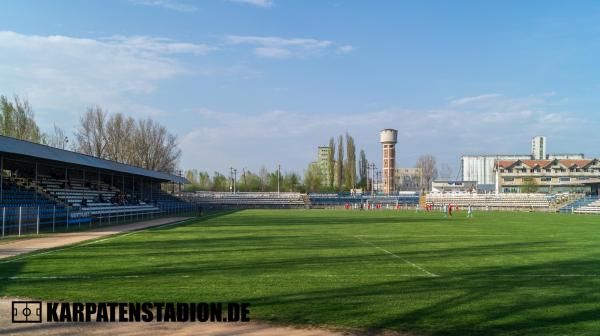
[462,136,585,188]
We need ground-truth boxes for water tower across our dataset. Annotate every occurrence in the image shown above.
[380,129,398,194]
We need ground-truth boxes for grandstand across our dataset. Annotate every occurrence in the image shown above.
[571,197,600,214]
[0,135,194,237]
[183,191,421,210]
[425,192,564,211]
[308,192,420,208]
[183,192,307,209]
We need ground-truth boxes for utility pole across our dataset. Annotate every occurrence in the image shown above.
[242,168,247,191]
[368,163,376,194]
[233,168,237,193]
[277,164,281,194]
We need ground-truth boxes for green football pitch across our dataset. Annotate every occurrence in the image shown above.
[1,209,600,335]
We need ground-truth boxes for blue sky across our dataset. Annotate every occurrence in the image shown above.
[1,1,599,177]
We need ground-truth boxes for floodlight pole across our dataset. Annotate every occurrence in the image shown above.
[277,164,281,194]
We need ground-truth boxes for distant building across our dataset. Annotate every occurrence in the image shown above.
[317,146,332,186]
[462,154,530,186]
[531,136,547,160]
[497,159,600,194]
[395,167,422,191]
[462,136,588,187]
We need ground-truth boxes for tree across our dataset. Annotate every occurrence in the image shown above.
[282,172,300,192]
[238,171,261,192]
[105,113,135,164]
[74,107,181,174]
[0,95,44,143]
[345,133,356,190]
[131,118,181,173]
[522,176,539,193]
[336,134,344,191]
[416,154,438,191]
[183,169,199,192]
[212,173,229,192]
[74,106,108,158]
[358,149,368,188]
[327,137,335,189]
[47,123,68,149]
[304,163,323,193]
[259,166,269,191]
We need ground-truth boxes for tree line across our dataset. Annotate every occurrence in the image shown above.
[0,94,181,174]
[184,168,302,193]
[304,133,367,193]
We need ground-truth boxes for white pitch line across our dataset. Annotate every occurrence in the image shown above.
[0,217,200,264]
[353,236,439,277]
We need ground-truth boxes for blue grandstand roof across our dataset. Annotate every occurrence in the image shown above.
[0,135,188,184]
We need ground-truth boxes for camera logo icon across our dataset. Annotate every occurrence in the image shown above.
[12,301,42,323]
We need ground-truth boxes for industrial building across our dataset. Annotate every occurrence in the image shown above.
[462,136,585,187]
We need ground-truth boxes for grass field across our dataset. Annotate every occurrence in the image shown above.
[1,209,600,335]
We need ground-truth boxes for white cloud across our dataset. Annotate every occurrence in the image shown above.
[129,0,198,12]
[227,35,351,59]
[180,93,587,173]
[337,45,355,54]
[253,47,292,59]
[0,31,214,129]
[228,0,274,7]
[449,93,501,106]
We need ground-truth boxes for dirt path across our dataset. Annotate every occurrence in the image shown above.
[0,217,191,260]
[0,298,349,336]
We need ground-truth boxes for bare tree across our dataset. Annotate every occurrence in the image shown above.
[416,154,438,191]
[105,113,135,164]
[74,106,108,157]
[74,107,181,174]
[130,118,181,173]
[47,123,68,149]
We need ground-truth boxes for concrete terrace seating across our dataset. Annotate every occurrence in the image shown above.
[186,192,306,208]
[141,188,196,212]
[574,198,600,214]
[426,193,554,209]
[309,193,420,206]
[76,203,160,217]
